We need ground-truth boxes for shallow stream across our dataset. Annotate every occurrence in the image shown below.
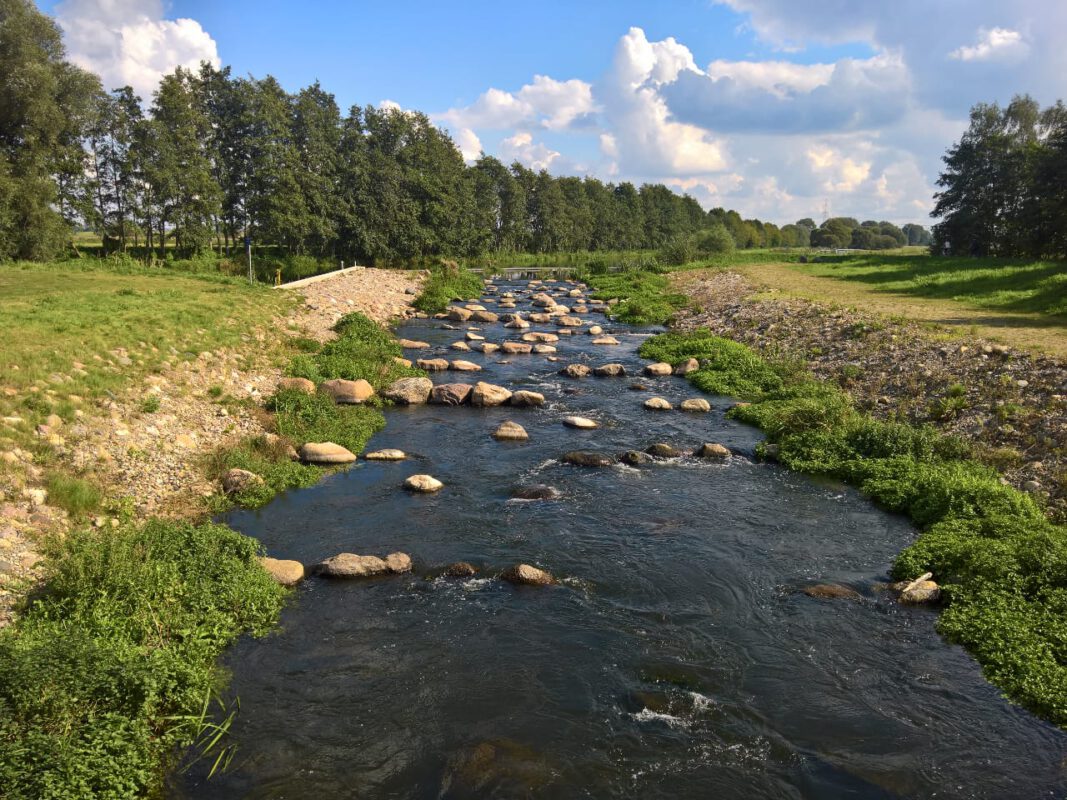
[174,279,1067,799]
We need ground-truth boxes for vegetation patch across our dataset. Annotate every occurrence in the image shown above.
[643,327,1067,726]
[0,519,286,799]
[413,263,483,313]
[587,271,688,325]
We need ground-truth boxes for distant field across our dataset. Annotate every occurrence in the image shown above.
[703,253,1067,356]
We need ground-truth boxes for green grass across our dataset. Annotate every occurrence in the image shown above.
[209,311,425,511]
[413,264,484,313]
[0,518,286,799]
[644,327,1067,726]
[0,259,294,483]
[586,271,688,325]
[792,253,1067,318]
[43,473,102,519]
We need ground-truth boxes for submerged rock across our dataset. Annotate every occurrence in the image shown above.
[593,363,626,377]
[646,443,683,458]
[404,474,444,493]
[802,583,862,600]
[620,450,653,466]
[563,450,615,467]
[501,563,556,586]
[510,484,561,500]
[443,561,478,578]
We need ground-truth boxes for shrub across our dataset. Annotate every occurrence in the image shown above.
[413,263,483,313]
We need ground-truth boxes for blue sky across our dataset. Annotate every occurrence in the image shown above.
[39,0,1067,225]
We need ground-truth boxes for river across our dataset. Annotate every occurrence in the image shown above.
[173,278,1066,799]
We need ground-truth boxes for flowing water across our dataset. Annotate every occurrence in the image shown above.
[174,280,1067,799]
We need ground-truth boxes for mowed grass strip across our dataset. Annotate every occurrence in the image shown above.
[0,260,294,481]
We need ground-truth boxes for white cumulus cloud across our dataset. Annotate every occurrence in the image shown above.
[498,132,562,171]
[55,0,219,100]
[440,75,597,131]
[949,28,1028,63]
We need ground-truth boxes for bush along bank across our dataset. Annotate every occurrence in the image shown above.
[412,262,484,314]
[586,270,688,325]
[640,329,1067,727]
[0,518,287,799]
[207,312,425,510]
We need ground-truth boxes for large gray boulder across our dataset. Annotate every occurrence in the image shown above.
[384,377,433,405]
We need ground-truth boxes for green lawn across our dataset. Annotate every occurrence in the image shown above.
[794,253,1067,318]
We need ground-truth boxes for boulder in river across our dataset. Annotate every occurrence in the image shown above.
[299,442,357,464]
[501,563,556,586]
[472,381,513,407]
[620,450,653,466]
[646,443,683,458]
[509,390,545,407]
[430,383,473,405]
[258,556,305,587]
[492,420,529,441]
[802,583,862,600]
[448,306,473,321]
[510,484,561,500]
[321,378,375,404]
[897,572,941,604]
[316,552,412,578]
[450,360,482,372]
[505,318,531,329]
[222,468,263,494]
[450,341,472,351]
[533,344,556,354]
[591,336,620,345]
[364,449,406,460]
[680,398,711,413]
[522,331,559,343]
[501,341,533,355]
[695,442,731,459]
[384,377,434,405]
[644,397,673,410]
[465,331,485,341]
[277,377,315,394]
[594,363,626,377]
[417,358,450,372]
[644,362,673,376]
[398,338,430,350]
[674,358,700,375]
[471,341,500,354]
[562,415,598,429]
[404,474,444,493]
[557,316,583,327]
[471,310,499,323]
[560,364,591,378]
[587,325,604,336]
[443,561,478,578]
[563,450,615,467]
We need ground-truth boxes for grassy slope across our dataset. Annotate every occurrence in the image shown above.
[722,253,1067,356]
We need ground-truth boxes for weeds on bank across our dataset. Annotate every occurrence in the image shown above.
[586,271,688,325]
[0,519,286,799]
[413,263,483,313]
[642,327,1067,727]
[209,311,424,511]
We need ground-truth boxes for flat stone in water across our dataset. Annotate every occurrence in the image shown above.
[562,415,598,429]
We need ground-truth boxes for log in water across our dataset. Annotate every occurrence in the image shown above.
[174,279,1067,799]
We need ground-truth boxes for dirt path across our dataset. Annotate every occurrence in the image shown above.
[727,262,1067,358]
[0,267,424,624]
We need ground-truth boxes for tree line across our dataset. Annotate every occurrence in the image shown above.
[1,0,931,266]
[934,94,1067,258]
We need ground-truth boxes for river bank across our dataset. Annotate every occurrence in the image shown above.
[671,269,1067,521]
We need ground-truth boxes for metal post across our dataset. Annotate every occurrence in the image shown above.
[245,235,252,284]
